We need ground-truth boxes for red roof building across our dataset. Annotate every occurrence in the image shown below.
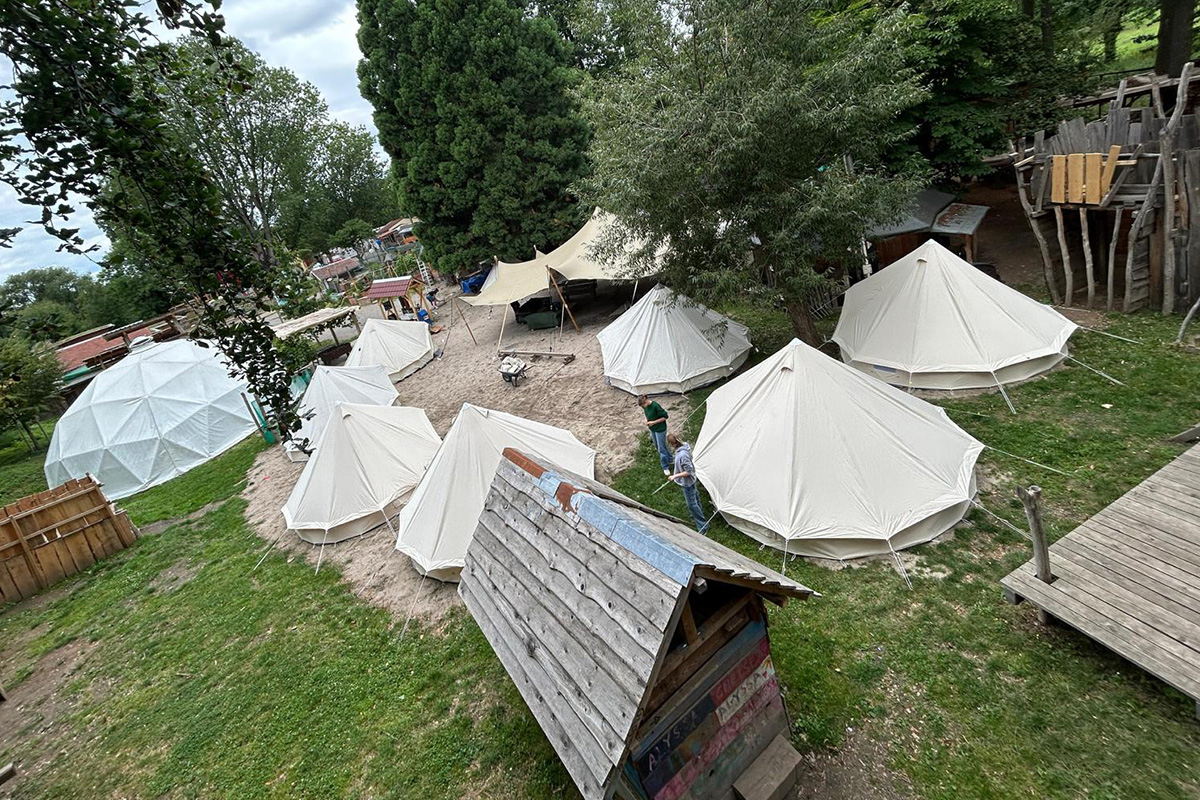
[311,256,361,282]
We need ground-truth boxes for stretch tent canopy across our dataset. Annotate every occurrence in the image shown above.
[394,404,596,581]
[44,338,257,500]
[344,318,434,381]
[833,240,1078,389]
[694,339,982,560]
[285,365,398,462]
[462,208,655,307]
[596,284,753,394]
[282,404,441,544]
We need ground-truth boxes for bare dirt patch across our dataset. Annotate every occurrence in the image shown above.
[0,637,97,763]
[241,446,460,628]
[148,559,200,594]
[794,722,913,800]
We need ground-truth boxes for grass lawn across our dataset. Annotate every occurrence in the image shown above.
[2,306,1200,798]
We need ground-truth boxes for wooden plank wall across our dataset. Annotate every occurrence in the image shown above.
[0,477,137,605]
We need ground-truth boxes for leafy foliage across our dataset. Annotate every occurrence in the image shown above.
[581,0,925,343]
[331,217,377,261]
[0,1,299,434]
[358,0,591,276]
[0,336,62,440]
[12,300,79,342]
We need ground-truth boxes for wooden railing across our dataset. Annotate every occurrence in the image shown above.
[0,477,137,605]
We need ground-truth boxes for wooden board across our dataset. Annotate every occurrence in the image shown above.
[1001,445,1200,715]
[1068,153,1086,203]
[1051,156,1067,204]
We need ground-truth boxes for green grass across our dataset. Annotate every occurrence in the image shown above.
[2,306,1200,798]
[0,425,55,506]
[1106,16,1159,74]
[119,437,267,526]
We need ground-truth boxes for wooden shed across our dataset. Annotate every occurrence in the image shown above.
[460,449,816,800]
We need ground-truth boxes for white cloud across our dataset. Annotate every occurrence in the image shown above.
[1,0,376,278]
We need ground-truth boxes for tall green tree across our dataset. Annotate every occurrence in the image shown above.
[581,0,925,344]
[0,336,62,449]
[0,267,91,308]
[13,300,79,342]
[358,0,591,275]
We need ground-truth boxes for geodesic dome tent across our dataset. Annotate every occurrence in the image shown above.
[694,339,982,560]
[282,404,441,544]
[832,240,1077,390]
[284,365,398,462]
[596,284,753,394]
[344,318,434,381]
[44,338,258,500]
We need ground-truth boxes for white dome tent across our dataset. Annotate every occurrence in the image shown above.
[833,240,1078,390]
[394,404,596,582]
[596,285,753,395]
[44,338,258,500]
[344,318,434,381]
[694,339,982,560]
[285,365,398,462]
[282,404,441,544]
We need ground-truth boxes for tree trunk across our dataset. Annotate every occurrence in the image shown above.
[1104,4,1124,62]
[784,299,822,347]
[1021,0,1035,17]
[1040,0,1055,58]
[1156,0,1196,78]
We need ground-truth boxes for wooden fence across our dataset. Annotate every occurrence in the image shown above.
[0,477,137,605]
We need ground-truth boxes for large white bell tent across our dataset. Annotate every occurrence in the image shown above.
[394,404,596,582]
[694,339,982,560]
[281,404,441,544]
[596,284,753,394]
[832,240,1077,390]
[284,365,398,462]
[44,338,257,500]
[344,318,434,381]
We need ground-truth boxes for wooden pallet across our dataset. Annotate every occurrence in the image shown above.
[1002,445,1200,718]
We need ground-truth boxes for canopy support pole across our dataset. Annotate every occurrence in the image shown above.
[548,269,580,332]
[991,372,1017,414]
[454,299,477,346]
[496,305,508,352]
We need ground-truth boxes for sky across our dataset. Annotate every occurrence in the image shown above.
[0,0,376,279]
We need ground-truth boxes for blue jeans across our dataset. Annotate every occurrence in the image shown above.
[650,429,671,472]
[682,482,708,533]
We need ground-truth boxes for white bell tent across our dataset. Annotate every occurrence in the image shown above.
[344,318,434,381]
[44,338,257,500]
[832,240,1077,390]
[394,404,596,582]
[282,404,441,544]
[285,365,398,462]
[596,284,753,394]
[694,339,982,560]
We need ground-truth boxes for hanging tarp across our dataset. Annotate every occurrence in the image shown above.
[282,404,441,544]
[832,240,1077,389]
[596,284,752,394]
[344,318,434,381]
[694,339,982,560]
[285,365,398,462]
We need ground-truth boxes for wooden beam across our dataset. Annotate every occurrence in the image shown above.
[1084,153,1103,205]
[1051,155,1067,204]
[454,299,478,346]
[1108,206,1125,311]
[548,271,580,332]
[1016,485,1052,625]
[1099,145,1122,197]
[1125,159,1166,312]
[1016,167,1062,305]
[1054,206,1074,306]
[1067,153,1085,203]
[1080,209,1096,308]
[1162,62,1194,314]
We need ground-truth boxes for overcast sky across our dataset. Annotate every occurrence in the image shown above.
[0,0,375,278]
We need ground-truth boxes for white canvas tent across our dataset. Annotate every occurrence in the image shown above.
[596,284,753,394]
[285,365,398,462]
[394,404,596,581]
[44,338,257,500]
[694,339,982,560]
[344,318,434,381]
[833,240,1078,390]
[282,404,441,544]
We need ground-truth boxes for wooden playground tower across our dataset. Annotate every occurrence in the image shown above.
[1012,65,1200,313]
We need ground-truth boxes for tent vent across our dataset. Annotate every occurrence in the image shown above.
[128,335,155,352]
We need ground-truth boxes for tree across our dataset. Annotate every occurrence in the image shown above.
[1156,0,1196,77]
[581,0,925,345]
[358,0,591,276]
[13,301,79,342]
[1,1,300,436]
[0,267,91,308]
[0,337,62,450]
[533,0,671,75]
[332,218,377,262]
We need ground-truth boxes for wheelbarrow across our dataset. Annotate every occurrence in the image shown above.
[499,356,528,387]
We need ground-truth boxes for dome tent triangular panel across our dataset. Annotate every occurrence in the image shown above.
[281,404,442,544]
[596,285,753,395]
[44,339,257,499]
[694,339,982,560]
[344,318,434,381]
[394,404,597,582]
[284,365,399,462]
[832,240,1078,389]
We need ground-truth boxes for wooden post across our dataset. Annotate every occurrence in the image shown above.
[350,309,362,334]
[1079,209,1096,308]
[1017,485,1052,624]
[497,304,509,351]
[548,269,580,332]
[1015,167,1062,305]
[1107,207,1124,310]
[1125,161,1165,312]
[1162,62,1193,313]
[454,299,478,346]
[7,504,47,592]
[1054,206,1074,306]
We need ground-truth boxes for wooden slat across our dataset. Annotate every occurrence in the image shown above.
[1099,145,1122,196]
[1051,155,1067,203]
[1068,153,1086,203]
[1084,153,1103,204]
[1051,544,1200,626]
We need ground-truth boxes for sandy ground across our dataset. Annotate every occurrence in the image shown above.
[241,286,690,627]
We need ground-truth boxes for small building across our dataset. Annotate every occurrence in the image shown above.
[868,188,988,269]
[54,314,184,403]
[375,217,418,253]
[362,275,431,319]
[460,449,816,800]
[311,255,363,289]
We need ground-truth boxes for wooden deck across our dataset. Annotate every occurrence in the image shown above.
[1001,445,1200,717]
